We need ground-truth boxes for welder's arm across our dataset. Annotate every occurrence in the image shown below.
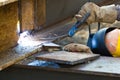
[75,2,120,24]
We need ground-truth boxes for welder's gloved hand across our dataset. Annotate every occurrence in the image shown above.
[63,43,93,54]
[75,2,118,24]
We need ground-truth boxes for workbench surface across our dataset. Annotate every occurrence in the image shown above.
[71,56,120,76]
[26,56,120,77]
[1,56,120,80]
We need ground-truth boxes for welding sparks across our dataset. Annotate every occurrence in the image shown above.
[17,20,44,47]
[17,31,46,47]
[17,21,20,34]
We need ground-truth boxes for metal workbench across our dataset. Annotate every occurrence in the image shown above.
[1,56,120,80]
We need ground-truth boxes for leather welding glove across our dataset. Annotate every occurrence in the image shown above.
[63,43,93,54]
[75,2,118,24]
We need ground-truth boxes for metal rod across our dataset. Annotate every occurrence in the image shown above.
[0,65,120,80]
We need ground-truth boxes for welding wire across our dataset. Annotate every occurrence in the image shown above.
[37,34,69,41]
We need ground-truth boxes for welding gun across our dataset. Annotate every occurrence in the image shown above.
[68,12,90,37]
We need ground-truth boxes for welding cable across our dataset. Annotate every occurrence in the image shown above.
[87,0,101,35]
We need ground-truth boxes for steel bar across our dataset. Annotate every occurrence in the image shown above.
[0,64,120,80]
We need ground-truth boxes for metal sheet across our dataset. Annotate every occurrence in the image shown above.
[0,41,43,71]
[72,56,120,74]
[36,51,100,65]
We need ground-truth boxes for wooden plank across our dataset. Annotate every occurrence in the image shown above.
[36,51,100,65]
[0,0,17,7]
[0,43,43,71]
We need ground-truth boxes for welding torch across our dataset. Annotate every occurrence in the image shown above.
[68,12,90,37]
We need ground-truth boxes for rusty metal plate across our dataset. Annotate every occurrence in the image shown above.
[36,51,100,65]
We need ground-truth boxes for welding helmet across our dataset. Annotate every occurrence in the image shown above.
[105,28,120,57]
[87,27,117,56]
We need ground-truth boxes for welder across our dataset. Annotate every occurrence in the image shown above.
[64,2,120,57]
